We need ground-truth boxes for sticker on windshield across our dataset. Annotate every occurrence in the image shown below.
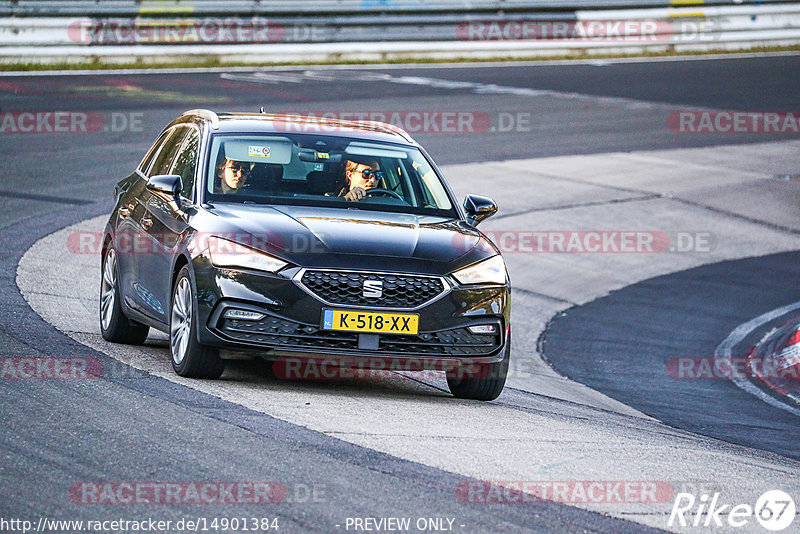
[248,145,271,158]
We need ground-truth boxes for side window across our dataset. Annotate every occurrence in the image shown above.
[148,127,188,177]
[170,128,200,201]
[138,130,171,174]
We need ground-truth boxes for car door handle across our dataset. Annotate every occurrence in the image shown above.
[119,206,132,218]
[141,217,153,230]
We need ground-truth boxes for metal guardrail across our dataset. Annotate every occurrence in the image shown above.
[0,0,795,16]
[0,1,798,64]
[2,4,800,45]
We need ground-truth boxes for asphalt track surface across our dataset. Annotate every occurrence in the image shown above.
[2,55,800,532]
[542,250,800,461]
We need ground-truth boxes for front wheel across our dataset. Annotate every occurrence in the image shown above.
[100,247,149,344]
[446,356,508,401]
[170,266,225,379]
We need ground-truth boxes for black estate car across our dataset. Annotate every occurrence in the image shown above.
[100,110,510,400]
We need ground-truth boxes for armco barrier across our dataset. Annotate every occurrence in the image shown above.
[0,1,795,16]
[0,2,798,64]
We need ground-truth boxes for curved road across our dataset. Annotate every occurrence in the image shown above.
[542,251,800,460]
[2,55,800,532]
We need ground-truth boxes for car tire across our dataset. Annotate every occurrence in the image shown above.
[446,353,509,401]
[100,247,150,344]
[170,265,225,379]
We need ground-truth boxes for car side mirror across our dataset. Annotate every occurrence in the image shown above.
[147,174,183,197]
[463,194,497,226]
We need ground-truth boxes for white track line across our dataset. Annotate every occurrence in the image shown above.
[715,300,800,418]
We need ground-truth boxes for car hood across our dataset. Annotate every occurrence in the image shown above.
[197,203,495,271]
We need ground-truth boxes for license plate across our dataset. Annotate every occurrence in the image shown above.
[322,309,419,335]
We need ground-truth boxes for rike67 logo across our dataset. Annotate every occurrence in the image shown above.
[668,490,796,531]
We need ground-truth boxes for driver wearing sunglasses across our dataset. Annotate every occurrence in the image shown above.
[217,157,251,194]
[340,158,383,202]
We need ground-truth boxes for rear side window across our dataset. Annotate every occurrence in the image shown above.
[147,127,188,177]
[170,128,200,201]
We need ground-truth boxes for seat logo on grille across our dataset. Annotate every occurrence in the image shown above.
[362,280,383,298]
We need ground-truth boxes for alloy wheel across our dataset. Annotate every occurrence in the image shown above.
[171,277,192,365]
[100,249,117,331]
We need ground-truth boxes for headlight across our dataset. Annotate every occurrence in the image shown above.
[206,236,288,273]
[451,255,507,285]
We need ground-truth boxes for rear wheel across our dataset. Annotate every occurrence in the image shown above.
[170,266,225,379]
[446,355,508,401]
[100,247,149,344]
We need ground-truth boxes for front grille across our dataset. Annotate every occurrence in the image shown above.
[217,314,500,357]
[381,328,498,356]
[298,270,445,308]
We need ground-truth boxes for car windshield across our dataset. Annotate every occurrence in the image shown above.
[205,133,456,217]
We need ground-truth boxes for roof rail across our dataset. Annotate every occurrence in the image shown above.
[360,120,414,143]
[182,109,219,130]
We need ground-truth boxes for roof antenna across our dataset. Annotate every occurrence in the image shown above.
[259,106,265,113]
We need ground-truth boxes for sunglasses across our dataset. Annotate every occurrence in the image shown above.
[358,169,384,180]
[225,162,250,173]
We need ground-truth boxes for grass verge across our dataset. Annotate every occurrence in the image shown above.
[1,44,799,72]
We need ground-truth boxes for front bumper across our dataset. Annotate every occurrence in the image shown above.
[191,256,510,364]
